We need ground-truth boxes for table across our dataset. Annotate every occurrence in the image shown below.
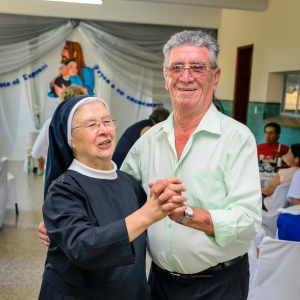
[260,172,277,187]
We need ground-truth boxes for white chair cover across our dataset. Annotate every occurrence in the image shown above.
[0,157,8,228]
[0,157,18,219]
[248,227,266,297]
[7,172,18,212]
[248,237,300,300]
[262,185,290,238]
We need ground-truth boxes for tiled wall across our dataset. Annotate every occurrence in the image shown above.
[218,100,300,146]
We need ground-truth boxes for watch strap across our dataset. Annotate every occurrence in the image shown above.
[176,206,193,225]
[178,215,191,225]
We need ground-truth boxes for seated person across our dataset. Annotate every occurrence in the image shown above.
[262,144,300,211]
[286,167,300,206]
[112,107,170,168]
[277,169,300,241]
[257,122,289,161]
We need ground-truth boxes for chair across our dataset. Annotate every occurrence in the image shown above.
[0,157,8,228]
[248,237,300,300]
[248,227,266,296]
[0,157,18,219]
[277,212,300,242]
[262,185,290,238]
[7,171,18,215]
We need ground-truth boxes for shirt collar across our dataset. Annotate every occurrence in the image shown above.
[195,103,221,135]
[68,159,117,180]
[157,103,221,135]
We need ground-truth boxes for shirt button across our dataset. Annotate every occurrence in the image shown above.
[168,224,172,228]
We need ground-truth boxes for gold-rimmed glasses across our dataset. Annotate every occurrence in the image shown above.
[72,119,118,134]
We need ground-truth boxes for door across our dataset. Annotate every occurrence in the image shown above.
[232,45,253,124]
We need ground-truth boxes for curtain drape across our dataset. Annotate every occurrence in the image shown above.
[81,20,216,102]
[0,13,217,160]
[0,21,74,75]
[0,13,69,46]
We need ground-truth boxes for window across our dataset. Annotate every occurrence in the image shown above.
[282,74,300,116]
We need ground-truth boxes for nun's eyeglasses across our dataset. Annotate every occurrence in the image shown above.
[72,119,118,134]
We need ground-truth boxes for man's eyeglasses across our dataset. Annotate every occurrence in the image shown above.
[72,119,118,135]
[165,64,216,79]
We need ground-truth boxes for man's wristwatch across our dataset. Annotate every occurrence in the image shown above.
[177,206,194,225]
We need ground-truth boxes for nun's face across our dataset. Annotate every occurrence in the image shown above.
[71,101,116,170]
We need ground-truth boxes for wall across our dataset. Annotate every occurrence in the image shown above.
[216,0,300,145]
[218,99,300,146]
[217,0,300,103]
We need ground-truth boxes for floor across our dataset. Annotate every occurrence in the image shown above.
[0,161,151,299]
[0,161,45,299]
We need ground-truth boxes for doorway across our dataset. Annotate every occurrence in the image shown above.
[232,45,253,124]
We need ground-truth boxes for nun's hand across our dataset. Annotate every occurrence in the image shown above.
[149,178,183,198]
[149,178,186,211]
[38,221,50,247]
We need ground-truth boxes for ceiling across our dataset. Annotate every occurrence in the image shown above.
[0,0,268,28]
[119,0,268,11]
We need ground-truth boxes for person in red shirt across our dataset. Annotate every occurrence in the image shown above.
[257,122,289,161]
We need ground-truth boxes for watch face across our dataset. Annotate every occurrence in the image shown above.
[185,206,193,217]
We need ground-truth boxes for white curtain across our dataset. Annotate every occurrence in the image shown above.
[0,14,217,161]
[0,26,154,160]
[77,24,155,140]
[0,14,70,46]
[0,21,74,75]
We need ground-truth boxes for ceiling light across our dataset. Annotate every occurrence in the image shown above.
[45,0,103,4]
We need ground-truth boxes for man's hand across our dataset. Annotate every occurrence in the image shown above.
[149,178,184,198]
[136,179,186,227]
[38,221,50,247]
[168,206,187,223]
[149,178,186,212]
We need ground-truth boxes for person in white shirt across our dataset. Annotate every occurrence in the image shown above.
[287,168,300,206]
[121,30,262,300]
[31,118,51,171]
[262,144,300,211]
[31,85,86,171]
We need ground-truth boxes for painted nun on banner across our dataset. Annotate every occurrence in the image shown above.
[48,41,95,97]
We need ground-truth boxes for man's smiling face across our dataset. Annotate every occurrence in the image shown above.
[164,45,220,114]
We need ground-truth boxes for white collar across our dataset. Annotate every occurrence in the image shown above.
[68,159,117,180]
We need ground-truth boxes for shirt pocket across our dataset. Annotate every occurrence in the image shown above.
[188,168,226,210]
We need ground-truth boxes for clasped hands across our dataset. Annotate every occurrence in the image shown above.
[38,178,188,247]
[148,178,188,223]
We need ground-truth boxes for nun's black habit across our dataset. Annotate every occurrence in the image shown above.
[39,96,150,300]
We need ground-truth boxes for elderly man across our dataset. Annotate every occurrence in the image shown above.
[121,30,262,300]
